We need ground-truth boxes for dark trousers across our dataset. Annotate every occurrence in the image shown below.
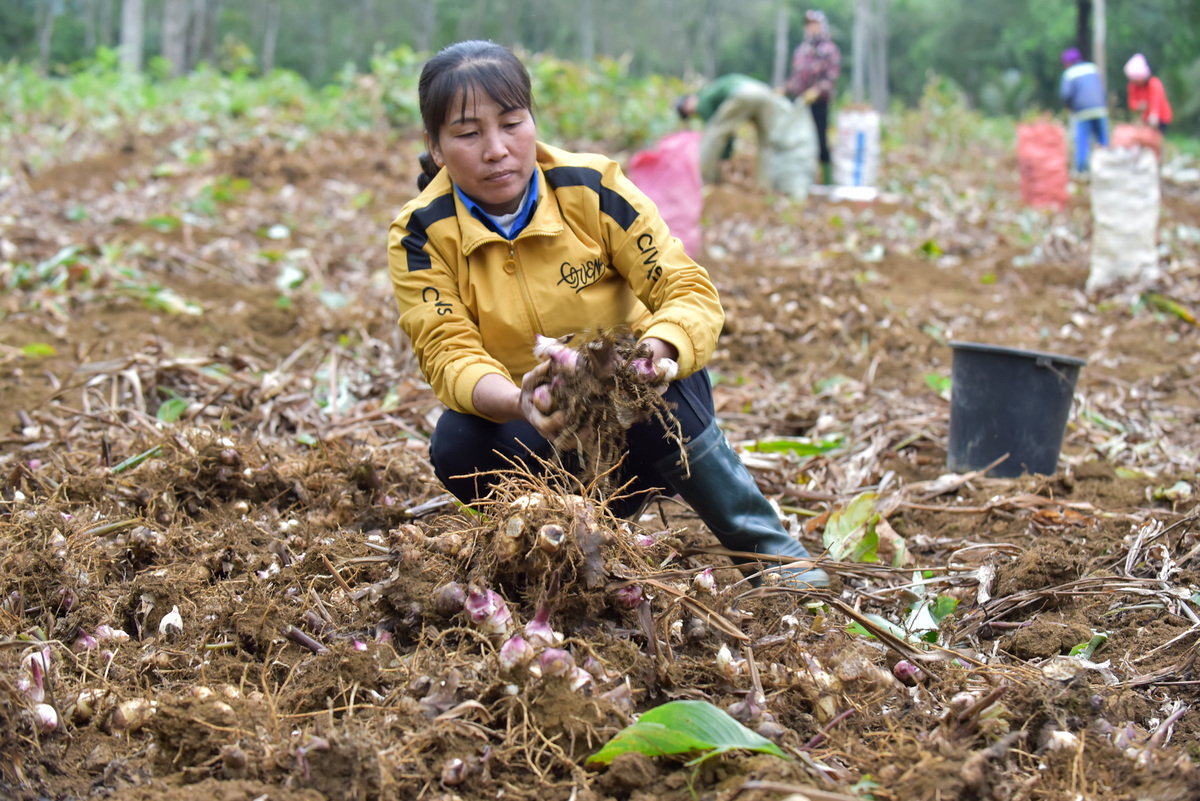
[429,369,716,518]
[811,97,831,165]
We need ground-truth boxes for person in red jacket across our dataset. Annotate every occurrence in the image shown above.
[1124,53,1173,132]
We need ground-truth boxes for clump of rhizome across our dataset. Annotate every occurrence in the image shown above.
[413,330,693,715]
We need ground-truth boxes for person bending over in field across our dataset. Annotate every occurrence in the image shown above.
[676,73,818,199]
[387,40,828,588]
[1124,53,1172,133]
[1059,47,1109,174]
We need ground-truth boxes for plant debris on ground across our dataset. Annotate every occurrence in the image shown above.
[3,97,1200,801]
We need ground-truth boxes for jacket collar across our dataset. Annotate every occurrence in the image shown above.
[457,148,566,255]
[454,172,538,239]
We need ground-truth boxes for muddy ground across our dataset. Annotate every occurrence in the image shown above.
[2,118,1200,801]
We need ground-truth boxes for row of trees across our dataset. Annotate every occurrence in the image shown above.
[3,0,1198,132]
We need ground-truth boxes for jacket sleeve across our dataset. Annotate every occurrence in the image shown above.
[784,47,806,98]
[596,161,724,377]
[387,204,512,420]
[1149,78,1172,122]
[814,43,841,97]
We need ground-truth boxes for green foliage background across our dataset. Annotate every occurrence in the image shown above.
[1,0,1198,134]
[0,44,690,170]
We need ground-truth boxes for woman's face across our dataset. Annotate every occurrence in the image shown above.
[430,87,537,216]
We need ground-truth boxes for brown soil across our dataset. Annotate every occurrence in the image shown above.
[2,122,1200,801]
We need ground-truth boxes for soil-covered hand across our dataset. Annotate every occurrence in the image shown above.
[625,355,679,396]
[625,336,679,395]
[529,329,684,470]
[520,360,566,441]
[533,334,582,373]
[803,87,820,104]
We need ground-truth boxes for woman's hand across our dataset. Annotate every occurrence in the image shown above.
[471,369,564,440]
[519,360,567,440]
[641,337,679,364]
[628,337,680,396]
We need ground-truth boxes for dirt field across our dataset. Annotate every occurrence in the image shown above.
[2,121,1200,801]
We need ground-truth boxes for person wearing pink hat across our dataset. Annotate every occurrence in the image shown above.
[1059,46,1109,174]
[1125,53,1172,132]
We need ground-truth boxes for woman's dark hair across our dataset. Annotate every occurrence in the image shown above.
[415,40,534,191]
[416,152,439,191]
[674,95,693,121]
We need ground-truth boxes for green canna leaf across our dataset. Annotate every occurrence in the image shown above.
[586,700,788,767]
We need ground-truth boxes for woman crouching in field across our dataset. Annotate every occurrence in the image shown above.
[387,40,828,589]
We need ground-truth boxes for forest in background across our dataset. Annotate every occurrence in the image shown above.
[2,0,1200,135]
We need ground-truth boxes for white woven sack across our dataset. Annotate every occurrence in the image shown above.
[1088,146,1160,292]
[767,96,818,199]
[832,109,881,187]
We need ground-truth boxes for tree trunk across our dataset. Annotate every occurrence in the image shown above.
[500,0,518,48]
[1076,0,1092,60]
[416,0,436,53]
[189,0,218,70]
[98,0,115,48]
[120,0,144,72]
[261,0,280,74]
[580,0,595,62]
[701,0,719,80]
[83,0,97,53]
[870,0,888,111]
[454,2,480,42]
[771,0,787,88]
[657,0,679,74]
[523,0,551,52]
[852,0,867,103]
[309,4,329,83]
[36,0,58,74]
[1092,0,1106,93]
[359,0,377,60]
[162,0,190,76]
[852,0,889,111]
[340,0,362,72]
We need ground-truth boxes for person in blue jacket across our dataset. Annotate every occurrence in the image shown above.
[1059,47,1109,174]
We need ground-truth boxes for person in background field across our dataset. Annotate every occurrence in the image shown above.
[1059,47,1109,175]
[388,41,829,588]
[785,9,841,185]
[1124,53,1172,133]
[675,74,817,199]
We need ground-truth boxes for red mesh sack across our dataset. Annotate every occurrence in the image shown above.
[628,131,703,257]
[1110,123,1162,160]
[1016,123,1069,210]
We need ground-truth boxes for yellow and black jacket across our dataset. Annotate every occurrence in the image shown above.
[387,142,724,420]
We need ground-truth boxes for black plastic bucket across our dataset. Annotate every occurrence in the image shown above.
[946,341,1085,478]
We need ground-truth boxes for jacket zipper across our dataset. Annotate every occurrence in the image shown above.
[508,237,551,336]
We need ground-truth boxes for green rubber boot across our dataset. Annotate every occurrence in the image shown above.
[654,422,829,588]
[821,161,833,186]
